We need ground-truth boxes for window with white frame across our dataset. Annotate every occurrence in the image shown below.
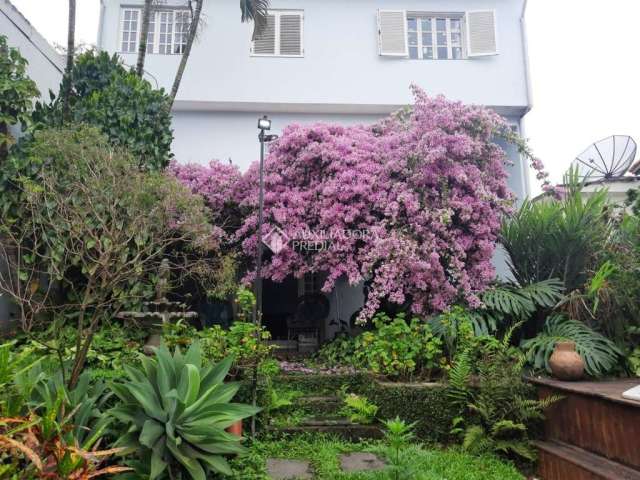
[251,10,304,57]
[146,10,156,53]
[173,10,190,54]
[121,9,140,53]
[407,14,464,60]
[157,11,174,54]
[119,7,191,55]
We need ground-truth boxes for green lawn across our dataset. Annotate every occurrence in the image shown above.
[228,435,524,480]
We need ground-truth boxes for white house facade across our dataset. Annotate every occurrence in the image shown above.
[97,0,533,342]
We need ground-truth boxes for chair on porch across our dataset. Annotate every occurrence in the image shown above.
[287,294,330,351]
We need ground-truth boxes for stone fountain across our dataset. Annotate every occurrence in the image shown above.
[116,259,198,354]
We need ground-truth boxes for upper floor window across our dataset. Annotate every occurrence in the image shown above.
[377,9,498,59]
[407,15,464,60]
[121,9,140,53]
[119,7,191,55]
[251,10,304,57]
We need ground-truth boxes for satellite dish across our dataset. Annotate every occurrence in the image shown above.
[571,135,637,182]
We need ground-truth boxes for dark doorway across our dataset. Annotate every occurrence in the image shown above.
[262,276,299,340]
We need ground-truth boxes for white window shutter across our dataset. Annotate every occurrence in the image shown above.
[279,13,303,56]
[377,9,408,57]
[252,14,277,55]
[466,10,498,57]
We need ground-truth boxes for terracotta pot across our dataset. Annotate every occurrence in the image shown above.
[226,420,243,437]
[549,341,584,381]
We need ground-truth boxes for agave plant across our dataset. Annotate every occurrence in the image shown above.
[110,341,259,480]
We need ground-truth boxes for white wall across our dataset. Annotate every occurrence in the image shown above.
[171,110,382,167]
[0,0,63,103]
[100,0,529,113]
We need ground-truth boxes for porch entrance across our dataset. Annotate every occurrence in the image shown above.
[262,273,330,354]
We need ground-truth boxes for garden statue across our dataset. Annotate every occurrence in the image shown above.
[155,258,171,301]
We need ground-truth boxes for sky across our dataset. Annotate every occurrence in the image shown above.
[8,0,640,194]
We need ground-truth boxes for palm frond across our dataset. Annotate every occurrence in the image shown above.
[239,0,271,38]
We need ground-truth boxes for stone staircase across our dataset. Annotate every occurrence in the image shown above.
[268,393,383,441]
[530,377,640,480]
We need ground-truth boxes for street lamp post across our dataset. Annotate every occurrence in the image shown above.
[255,116,278,324]
[251,116,277,438]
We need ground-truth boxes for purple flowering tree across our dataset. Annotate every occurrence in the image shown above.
[173,87,550,323]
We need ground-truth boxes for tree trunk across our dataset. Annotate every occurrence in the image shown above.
[168,0,203,108]
[61,0,76,122]
[136,0,153,77]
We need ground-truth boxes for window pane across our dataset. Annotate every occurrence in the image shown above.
[409,46,419,59]
[436,18,446,31]
[451,33,462,46]
[408,31,418,46]
[422,33,432,46]
[422,46,433,59]
[437,32,447,45]
[421,18,432,32]
[407,17,417,31]
[452,47,462,59]
[450,19,461,32]
[437,47,448,59]
[124,10,131,20]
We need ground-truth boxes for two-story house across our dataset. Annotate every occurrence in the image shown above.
[97,0,532,343]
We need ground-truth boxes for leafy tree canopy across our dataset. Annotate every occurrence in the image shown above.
[33,50,173,170]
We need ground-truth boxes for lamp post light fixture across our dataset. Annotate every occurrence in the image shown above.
[255,116,278,324]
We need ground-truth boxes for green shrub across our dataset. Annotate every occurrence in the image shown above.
[317,313,444,380]
[0,35,39,160]
[32,50,172,170]
[500,170,611,292]
[0,125,220,385]
[110,341,260,479]
[447,327,561,463]
[162,320,276,374]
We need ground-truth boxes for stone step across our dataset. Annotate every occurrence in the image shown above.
[297,396,341,416]
[535,440,640,480]
[270,415,383,441]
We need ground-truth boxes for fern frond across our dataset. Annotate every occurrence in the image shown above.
[462,425,487,452]
[491,420,526,438]
[494,440,537,462]
[446,349,472,408]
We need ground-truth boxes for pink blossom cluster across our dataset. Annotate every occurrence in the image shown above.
[171,88,548,323]
[168,160,243,244]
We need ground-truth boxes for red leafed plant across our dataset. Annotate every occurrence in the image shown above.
[0,415,130,479]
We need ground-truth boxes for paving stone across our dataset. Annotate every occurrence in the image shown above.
[339,452,386,472]
[266,458,314,479]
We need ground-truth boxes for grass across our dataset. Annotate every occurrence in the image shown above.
[227,434,524,480]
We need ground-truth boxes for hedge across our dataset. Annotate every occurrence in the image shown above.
[275,373,455,443]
